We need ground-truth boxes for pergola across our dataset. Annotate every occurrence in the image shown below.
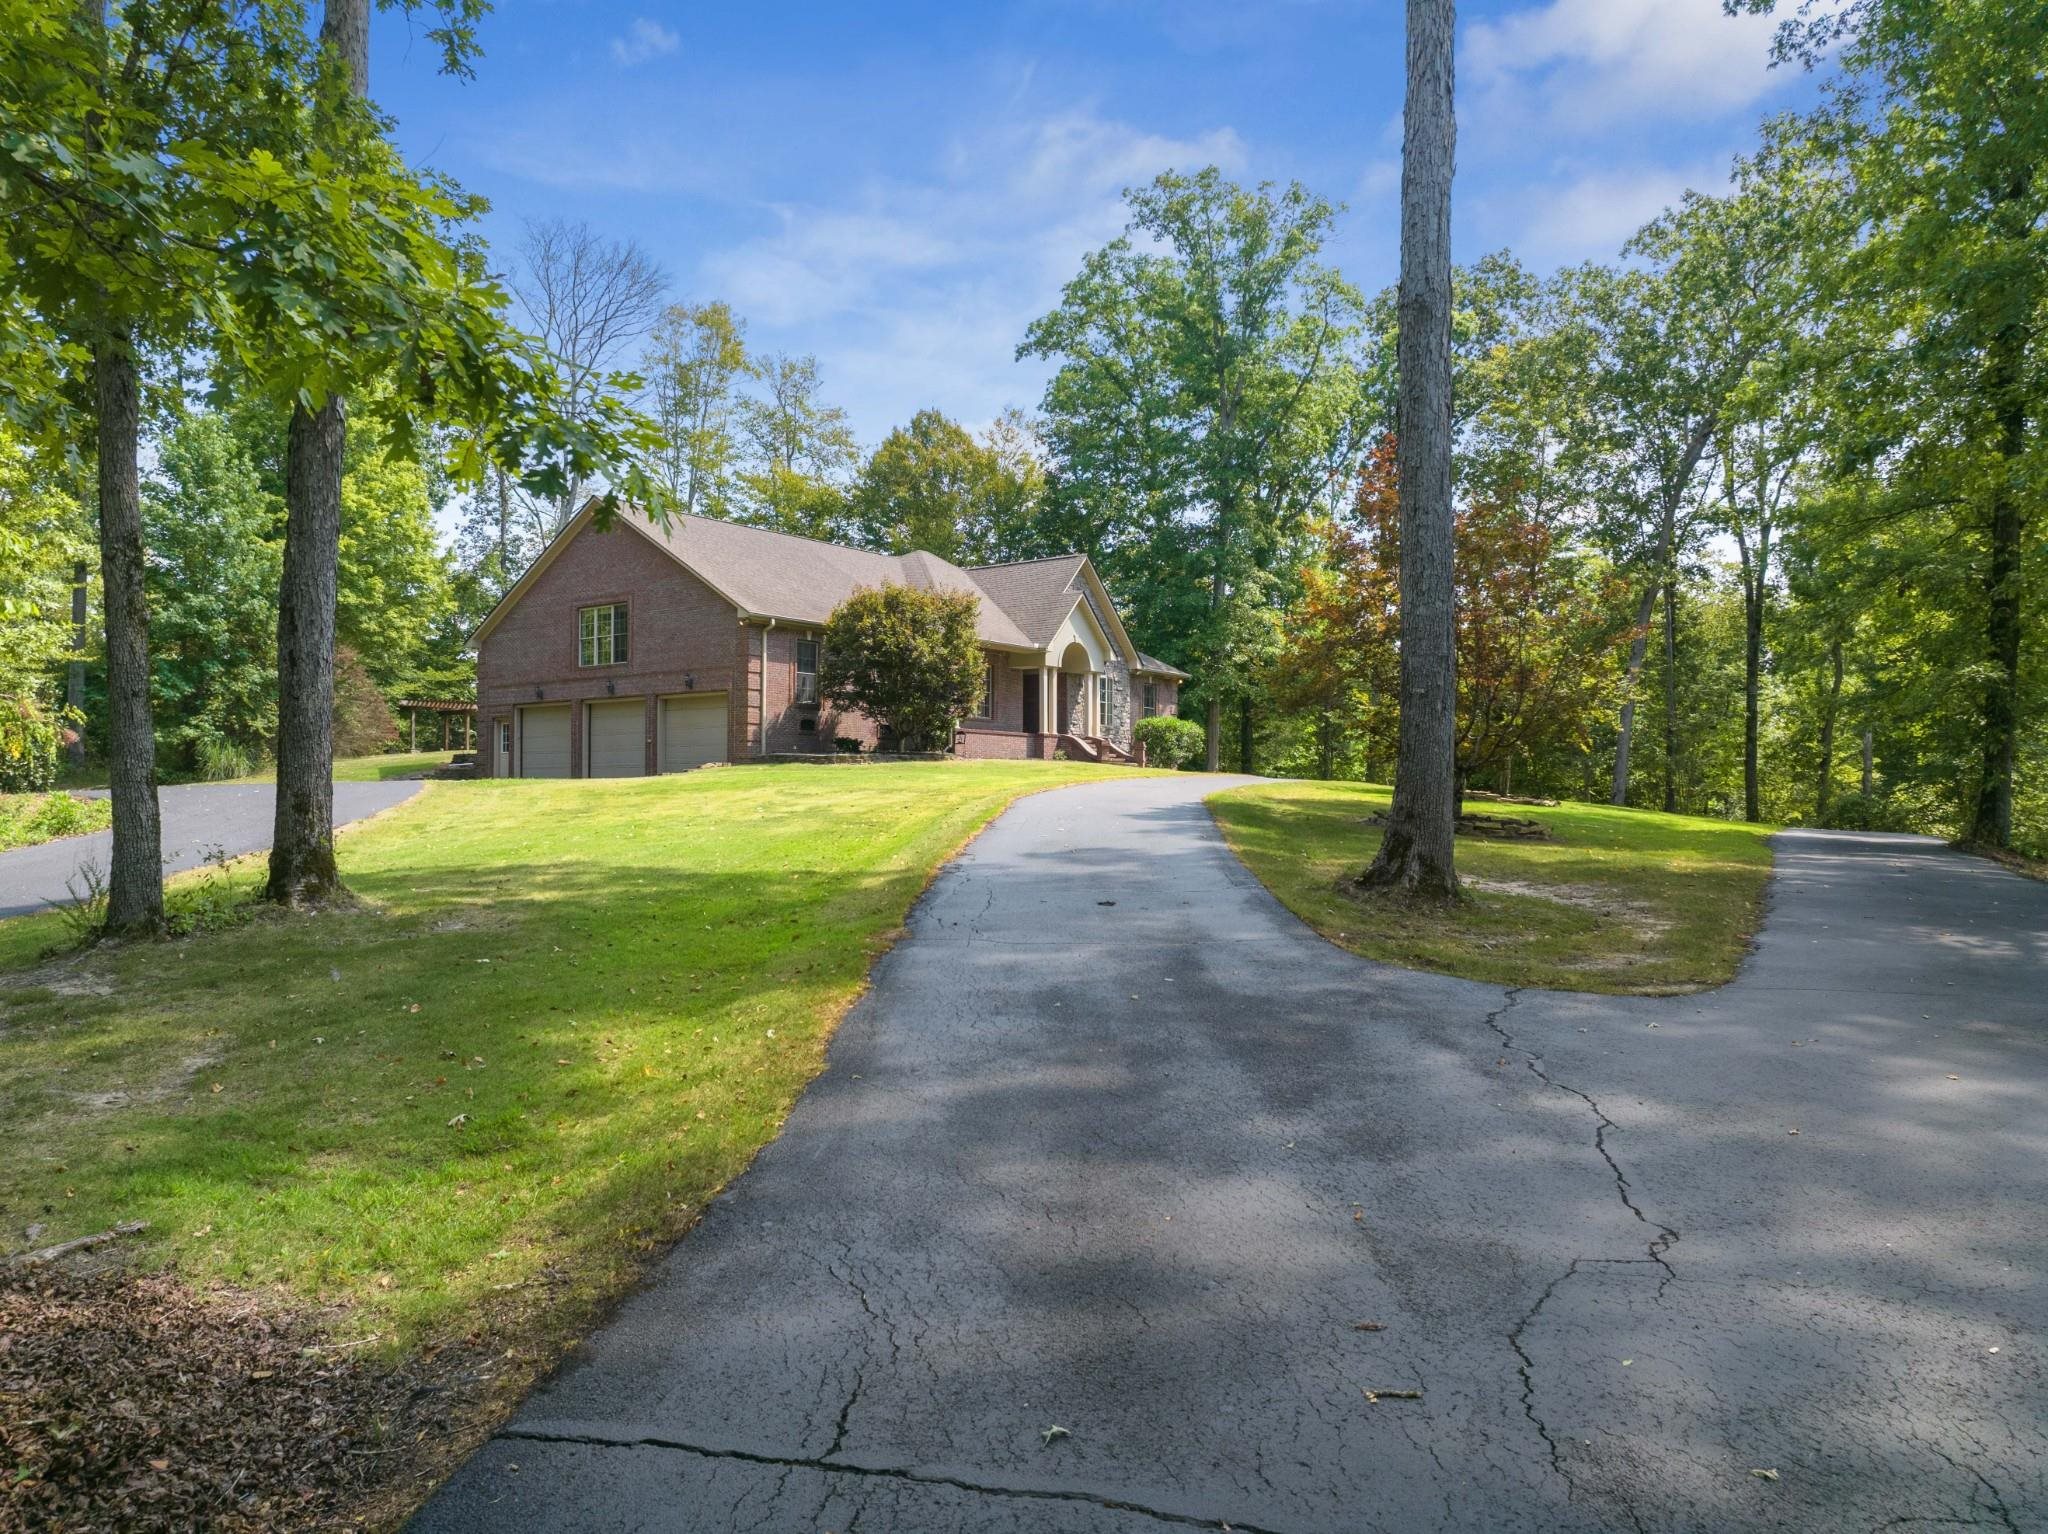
[397,698,477,752]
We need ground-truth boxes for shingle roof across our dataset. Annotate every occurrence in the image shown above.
[1134,651,1190,680]
[962,555,1088,648]
[631,509,1035,649]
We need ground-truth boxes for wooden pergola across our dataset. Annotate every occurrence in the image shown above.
[397,698,477,753]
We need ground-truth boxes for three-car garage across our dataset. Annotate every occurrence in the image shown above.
[512,696,726,777]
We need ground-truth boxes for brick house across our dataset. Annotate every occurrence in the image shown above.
[469,501,1187,778]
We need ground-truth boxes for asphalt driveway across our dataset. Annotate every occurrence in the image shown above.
[0,781,423,919]
[414,774,2047,1533]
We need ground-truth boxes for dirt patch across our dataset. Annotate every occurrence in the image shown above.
[1463,876,1673,940]
[0,1266,476,1533]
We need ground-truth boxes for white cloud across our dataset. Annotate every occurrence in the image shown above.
[609,17,679,68]
[1465,0,1784,134]
[697,109,1249,436]
[1491,159,1736,266]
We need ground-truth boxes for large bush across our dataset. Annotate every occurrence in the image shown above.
[0,697,63,793]
[1134,714,1204,769]
[819,584,983,753]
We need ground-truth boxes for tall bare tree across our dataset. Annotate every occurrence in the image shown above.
[1361,0,1460,897]
[267,0,367,907]
[511,217,667,540]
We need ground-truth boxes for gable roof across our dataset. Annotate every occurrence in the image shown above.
[1134,651,1190,680]
[471,500,1165,670]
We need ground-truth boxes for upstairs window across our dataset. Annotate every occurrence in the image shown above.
[579,603,628,666]
[796,638,820,704]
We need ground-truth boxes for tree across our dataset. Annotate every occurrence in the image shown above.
[644,300,752,519]
[736,352,860,537]
[1735,0,2048,848]
[850,408,1046,563]
[510,218,669,541]
[143,413,282,779]
[817,585,984,752]
[1359,0,1459,897]
[1021,168,1364,772]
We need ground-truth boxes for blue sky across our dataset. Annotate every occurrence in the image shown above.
[369,0,1827,447]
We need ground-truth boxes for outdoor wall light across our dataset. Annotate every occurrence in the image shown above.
[605,679,617,696]
[684,674,695,690]
[532,687,544,700]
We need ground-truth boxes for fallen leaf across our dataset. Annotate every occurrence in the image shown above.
[1750,1468,1779,1481]
[1041,1425,1070,1446]
[1363,1388,1423,1403]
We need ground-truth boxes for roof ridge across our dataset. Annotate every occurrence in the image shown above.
[662,508,899,561]
[966,552,1087,571]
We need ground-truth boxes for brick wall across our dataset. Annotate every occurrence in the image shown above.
[476,520,742,777]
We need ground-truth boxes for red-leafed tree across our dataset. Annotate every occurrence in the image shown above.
[1282,437,1623,803]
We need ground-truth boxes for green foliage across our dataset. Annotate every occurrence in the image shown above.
[850,408,1046,564]
[0,696,63,792]
[0,790,108,852]
[1021,168,1369,745]
[644,300,753,519]
[818,585,985,752]
[332,645,398,757]
[1133,715,1205,770]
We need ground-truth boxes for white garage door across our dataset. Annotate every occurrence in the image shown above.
[519,704,571,778]
[586,699,646,778]
[661,693,727,772]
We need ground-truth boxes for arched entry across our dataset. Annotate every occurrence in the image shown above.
[1057,641,1092,736]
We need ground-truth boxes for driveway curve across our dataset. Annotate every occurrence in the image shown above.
[415,774,2047,1534]
[0,780,423,919]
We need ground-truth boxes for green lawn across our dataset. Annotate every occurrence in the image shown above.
[233,749,461,783]
[0,791,112,853]
[1208,780,1776,993]
[0,761,1145,1358]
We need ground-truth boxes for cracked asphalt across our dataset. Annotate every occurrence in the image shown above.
[412,774,2047,1533]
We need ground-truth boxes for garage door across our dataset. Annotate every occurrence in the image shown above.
[519,704,571,778]
[586,699,646,778]
[661,693,726,772]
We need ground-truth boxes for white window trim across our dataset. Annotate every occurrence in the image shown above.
[972,661,995,720]
[579,602,629,667]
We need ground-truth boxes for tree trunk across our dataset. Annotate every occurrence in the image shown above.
[268,0,368,906]
[1360,0,1458,899]
[1239,696,1255,776]
[1742,568,1763,824]
[94,332,164,936]
[1662,573,1679,814]
[1968,326,2026,848]
[1816,636,1842,822]
[66,559,88,768]
[1861,729,1873,796]
[1610,417,1713,806]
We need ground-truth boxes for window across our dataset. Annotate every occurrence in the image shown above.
[972,662,994,720]
[1143,682,1158,717]
[579,603,628,666]
[795,638,820,704]
[1096,674,1110,728]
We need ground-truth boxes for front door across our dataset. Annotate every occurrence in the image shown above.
[1021,670,1040,733]
[495,720,511,778]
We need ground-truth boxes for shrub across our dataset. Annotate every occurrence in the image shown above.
[818,584,983,753]
[1134,714,1205,770]
[834,737,865,754]
[0,697,63,793]
[1822,791,1915,833]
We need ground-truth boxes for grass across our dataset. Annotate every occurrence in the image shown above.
[1208,780,1776,993]
[0,760,1146,1356]
[232,749,461,783]
[0,791,112,853]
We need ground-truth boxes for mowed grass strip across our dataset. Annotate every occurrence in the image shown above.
[0,791,112,853]
[0,761,1144,1350]
[1208,779,1775,993]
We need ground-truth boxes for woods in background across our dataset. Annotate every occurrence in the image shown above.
[2,0,2041,869]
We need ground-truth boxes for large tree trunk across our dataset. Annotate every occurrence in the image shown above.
[1968,326,2026,848]
[1816,636,1842,822]
[268,0,368,906]
[1662,573,1679,814]
[94,332,164,936]
[1361,0,1458,899]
